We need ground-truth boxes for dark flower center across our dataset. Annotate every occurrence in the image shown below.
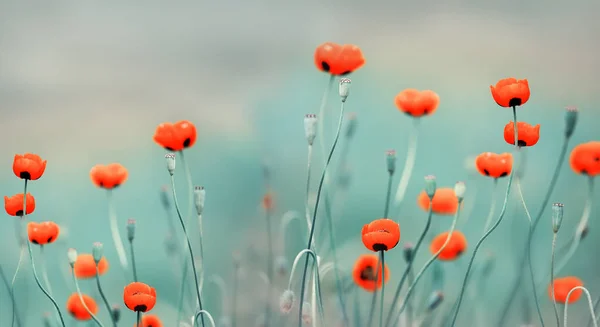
[360,266,377,281]
[183,138,191,147]
[16,210,23,217]
[321,61,330,72]
[134,304,147,312]
[19,172,31,180]
[509,98,522,107]
[518,140,527,147]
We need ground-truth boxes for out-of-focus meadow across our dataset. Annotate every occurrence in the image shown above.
[0,1,599,326]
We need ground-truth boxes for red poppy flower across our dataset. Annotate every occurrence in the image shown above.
[352,254,389,292]
[74,254,109,279]
[66,293,98,320]
[504,121,540,147]
[394,89,440,117]
[90,163,128,189]
[417,188,458,215]
[361,218,400,252]
[549,276,584,304]
[13,153,47,180]
[475,152,513,179]
[429,231,468,261]
[153,120,197,151]
[4,193,35,217]
[490,78,530,108]
[123,282,157,312]
[137,314,163,327]
[313,42,365,76]
[570,141,600,176]
[27,221,60,245]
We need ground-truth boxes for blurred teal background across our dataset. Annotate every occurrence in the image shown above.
[1,0,599,326]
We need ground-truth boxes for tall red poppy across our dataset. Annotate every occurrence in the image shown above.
[417,188,458,215]
[504,121,540,147]
[549,276,584,304]
[90,163,128,189]
[475,152,513,179]
[153,120,197,151]
[570,141,600,176]
[123,282,157,312]
[27,221,60,245]
[66,293,98,320]
[74,254,109,279]
[4,193,35,217]
[429,231,468,261]
[361,218,400,252]
[13,153,47,180]
[395,89,440,117]
[490,78,530,108]
[314,42,365,76]
[352,254,389,292]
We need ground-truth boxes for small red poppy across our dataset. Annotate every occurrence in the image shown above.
[153,120,197,151]
[314,42,365,76]
[417,188,458,215]
[490,78,531,108]
[4,193,35,217]
[394,89,440,117]
[352,254,389,292]
[13,153,47,180]
[74,254,109,279]
[504,121,540,147]
[27,221,60,245]
[137,314,163,327]
[90,163,128,189]
[569,141,600,176]
[361,218,400,252]
[66,293,98,320]
[549,276,584,304]
[475,152,513,179]
[124,282,157,312]
[429,231,468,261]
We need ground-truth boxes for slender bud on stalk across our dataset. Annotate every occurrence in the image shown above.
[386,150,397,175]
[165,153,176,175]
[339,78,351,102]
[304,114,318,146]
[67,248,78,267]
[92,242,103,264]
[301,302,312,325]
[564,106,578,138]
[280,290,295,314]
[127,219,136,242]
[552,203,564,233]
[194,186,206,215]
[454,181,466,202]
[425,175,437,199]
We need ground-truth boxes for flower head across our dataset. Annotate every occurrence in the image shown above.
[153,120,197,151]
[490,78,530,108]
[504,121,540,147]
[66,293,98,320]
[429,231,468,261]
[74,254,109,279]
[13,153,47,180]
[4,193,35,217]
[549,276,584,304]
[138,314,163,327]
[395,89,440,117]
[314,42,365,76]
[475,152,513,179]
[123,282,157,312]
[569,141,600,176]
[90,163,128,189]
[27,221,60,245]
[361,218,400,252]
[352,254,389,291]
[417,188,458,215]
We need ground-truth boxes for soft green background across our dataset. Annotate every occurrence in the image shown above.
[0,0,599,326]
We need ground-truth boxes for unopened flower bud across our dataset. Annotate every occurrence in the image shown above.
[280,290,295,314]
[427,291,444,311]
[339,78,351,102]
[552,203,564,233]
[564,106,578,138]
[424,175,437,199]
[454,181,466,202]
[92,242,103,264]
[160,185,170,209]
[165,153,176,175]
[403,242,414,263]
[67,248,78,267]
[345,113,357,138]
[301,302,312,325]
[386,150,397,175]
[192,186,206,215]
[275,256,289,276]
[111,304,121,322]
[304,114,318,146]
[127,219,136,242]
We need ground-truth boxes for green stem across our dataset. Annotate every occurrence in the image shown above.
[482,179,499,233]
[407,268,414,327]
[265,210,273,326]
[11,237,26,327]
[194,310,216,327]
[384,173,393,218]
[170,175,206,327]
[95,269,117,327]
[232,262,239,327]
[137,311,141,327]
[586,294,600,327]
[551,232,560,327]
[40,246,61,326]
[366,255,383,326]
[379,251,385,327]
[448,106,518,327]
[71,271,104,326]
[106,190,128,272]
[298,100,346,327]
[129,240,138,282]
[1,264,22,327]
[564,287,598,327]
[353,286,362,327]
[384,206,434,327]
[176,259,189,327]
[392,119,420,219]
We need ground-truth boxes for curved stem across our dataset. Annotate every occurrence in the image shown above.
[95,269,117,327]
[71,270,104,326]
[298,101,346,327]
[498,135,571,326]
[171,175,206,327]
[106,190,128,271]
[482,179,499,233]
[392,119,420,219]
[176,259,189,327]
[194,310,217,327]
[232,262,240,327]
[317,75,335,166]
[384,206,434,327]
[550,233,560,327]
[2,264,21,327]
[10,240,26,327]
[449,107,518,327]
[586,294,600,327]
[40,246,61,325]
[564,286,598,327]
[391,201,463,325]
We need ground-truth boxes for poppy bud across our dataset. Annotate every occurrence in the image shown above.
[552,203,564,233]
[339,78,351,102]
[275,256,288,276]
[280,290,295,314]
[564,106,578,138]
[111,304,121,322]
[165,153,176,175]
[301,302,312,325]
[67,248,78,267]
[454,181,466,202]
[304,114,318,146]
[92,242,104,264]
[127,219,136,242]
[345,113,357,138]
[424,175,437,199]
[159,185,170,209]
[386,150,397,175]
[194,186,206,216]
[427,291,444,311]
[403,242,414,263]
